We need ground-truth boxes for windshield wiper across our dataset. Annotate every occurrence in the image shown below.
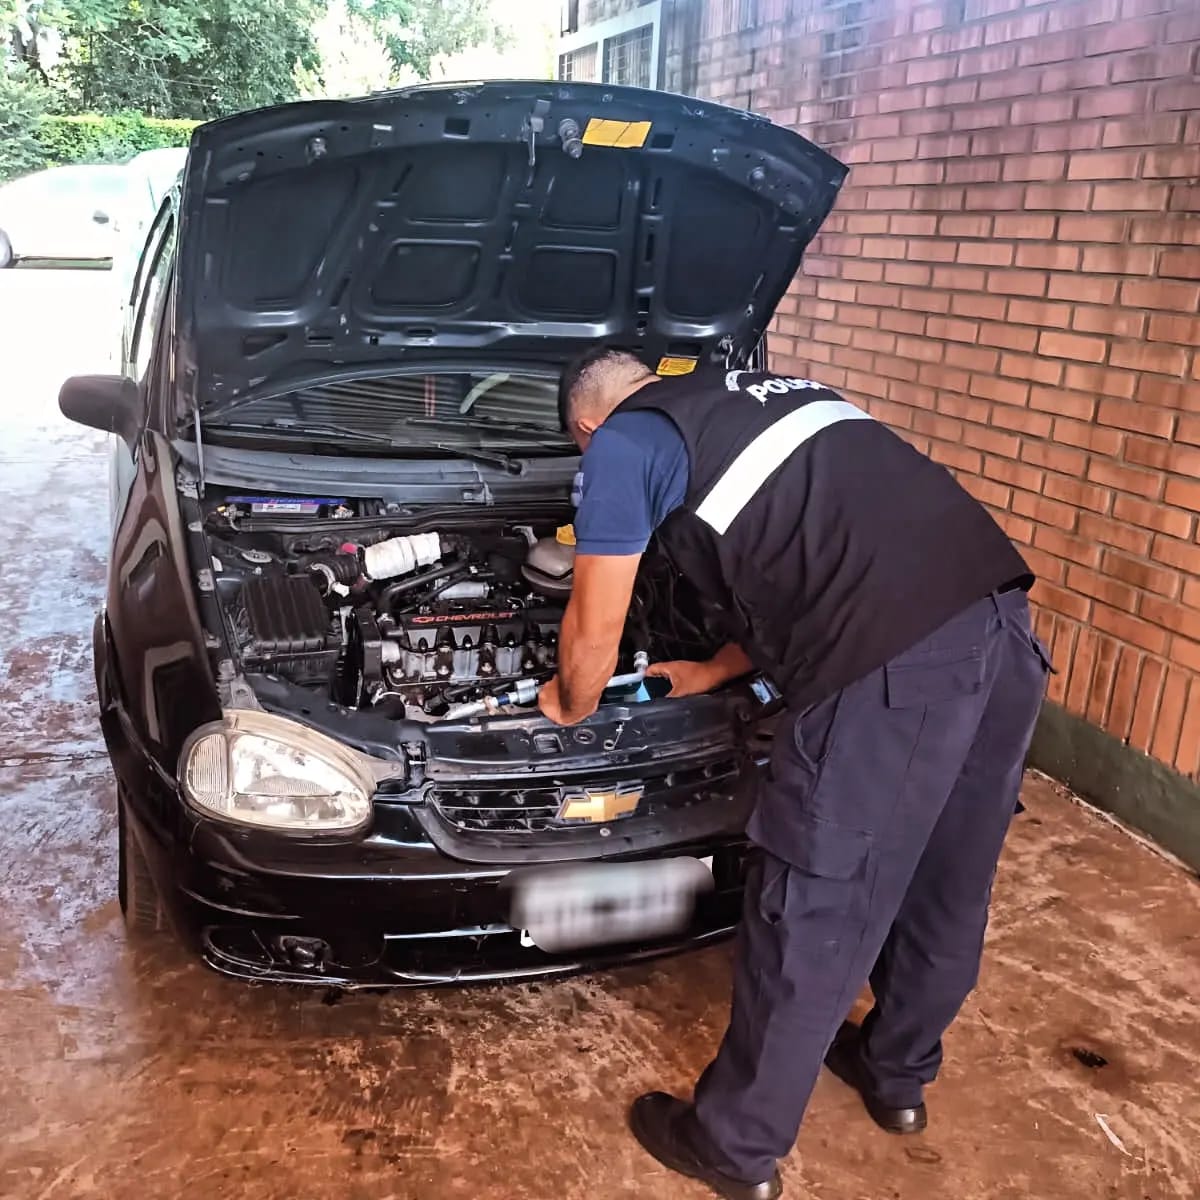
[426,442,524,475]
[402,414,570,441]
[204,419,397,446]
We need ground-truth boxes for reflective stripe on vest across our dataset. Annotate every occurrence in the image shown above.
[694,399,874,534]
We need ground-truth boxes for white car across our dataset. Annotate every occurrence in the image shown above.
[0,149,187,269]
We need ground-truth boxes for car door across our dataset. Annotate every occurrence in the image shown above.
[109,201,175,527]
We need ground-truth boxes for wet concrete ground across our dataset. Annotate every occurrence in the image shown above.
[1,270,1198,1199]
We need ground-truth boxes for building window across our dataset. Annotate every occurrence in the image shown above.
[559,43,599,81]
[603,24,653,88]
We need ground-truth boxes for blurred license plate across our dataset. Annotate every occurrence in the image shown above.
[509,857,714,954]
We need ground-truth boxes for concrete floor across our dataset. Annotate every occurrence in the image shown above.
[2,271,1199,1200]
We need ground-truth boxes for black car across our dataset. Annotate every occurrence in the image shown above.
[59,81,845,988]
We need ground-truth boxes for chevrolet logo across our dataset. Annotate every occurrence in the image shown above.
[556,783,644,825]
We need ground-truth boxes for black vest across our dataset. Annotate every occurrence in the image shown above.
[619,369,1032,708]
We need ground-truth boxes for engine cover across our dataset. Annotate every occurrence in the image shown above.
[382,604,562,685]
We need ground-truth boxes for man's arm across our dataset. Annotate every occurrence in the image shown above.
[538,553,641,725]
[646,642,755,697]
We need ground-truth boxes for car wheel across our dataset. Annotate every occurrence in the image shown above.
[117,792,166,936]
[0,231,12,268]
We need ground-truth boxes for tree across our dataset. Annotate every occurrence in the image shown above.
[295,0,398,100]
[0,64,50,181]
[349,0,509,81]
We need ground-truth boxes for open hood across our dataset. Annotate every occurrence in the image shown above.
[177,80,847,416]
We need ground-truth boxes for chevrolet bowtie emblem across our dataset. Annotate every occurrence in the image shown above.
[556,784,644,824]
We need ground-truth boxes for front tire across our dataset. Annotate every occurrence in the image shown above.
[0,231,12,268]
[117,793,166,936]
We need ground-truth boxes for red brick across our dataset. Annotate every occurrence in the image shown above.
[951,104,1013,131]
[1011,95,1076,125]
[1063,365,1135,400]
[1044,474,1113,514]
[968,373,1029,406]
[1078,85,1151,120]
[1111,44,1194,83]
[1040,56,1111,90]
[1083,20,1158,55]
[1012,490,1077,531]
[931,266,988,292]
[960,474,1013,510]
[891,214,939,237]
[963,423,1021,458]
[1092,605,1170,658]
[1017,31,1084,68]
[1168,186,1200,214]
[1021,439,1087,476]
[1077,511,1153,557]
[998,352,1062,385]
[872,137,923,163]
[925,315,979,343]
[945,344,1000,373]
[1036,331,1106,363]
[957,242,1016,267]
[1030,385,1096,422]
[1039,586,1090,631]
[1144,148,1200,179]
[1087,633,1121,728]
[1175,679,1200,776]
[937,215,993,239]
[912,410,965,442]
[993,214,1057,240]
[841,260,887,283]
[894,160,948,186]
[1120,279,1200,311]
[1034,123,1102,153]
[1072,305,1147,339]
[1007,298,1072,329]
[1103,550,1180,598]
[895,332,945,363]
[1129,658,1165,753]
[1131,218,1200,246]
[1066,149,1143,180]
[990,404,1053,437]
[1065,565,1138,614]
[880,308,929,336]
[1101,114,1185,146]
[1149,314,1200,347]
[1088,458,1163,501]
[1160,249,1200,280]
[1113,494,1194,539]
[1056,215,1129,243]
[964,183,1028,211]
[1134,376,1198,412]
[1023,182,1094,211]
[946,157,1004,186]
[1054,416,1122,455]
[1152,534,1200,575]
[916,132,972,160]
[1081,247,1158,277]
[988,458,1046,496]
[1105,645,1143,743]
[906,56,957,85]
[1096,397,1175,437]
[970,128,1036,157]
[979,321,1038,352]
[1178,413,1200,446]
[1151,668,1190,766]
[1165,477,1200,514]
[1002,153,1068,182]
[987,270,1048,299]
[1092,182,1171,212]
[1154,81,1200,112]
[950,292,1008,321]
[1049,275,1118,304]
[1109,341,1191,376]
[1016,244,1081,271]
[907,241,960,264]
[1033,526,1101,568]
[917,362,971,393]
[901,288,953,315]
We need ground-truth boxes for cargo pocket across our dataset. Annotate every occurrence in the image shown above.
[885,646,985,709]
[758,814,872,956]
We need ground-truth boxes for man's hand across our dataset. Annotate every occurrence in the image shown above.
[647,643,755,698]
[537,676,574,725]
[646,659,718,698]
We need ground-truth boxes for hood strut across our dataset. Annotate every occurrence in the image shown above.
[192,402,206,497]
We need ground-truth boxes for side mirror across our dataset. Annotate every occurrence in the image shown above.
[93,209,111,224]
[59,375,141,448]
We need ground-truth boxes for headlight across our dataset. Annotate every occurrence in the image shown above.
[180,711,375,834]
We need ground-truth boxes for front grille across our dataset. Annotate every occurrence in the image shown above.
[431,757,742,835]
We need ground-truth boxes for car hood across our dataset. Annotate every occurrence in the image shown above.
[177,80,846,418]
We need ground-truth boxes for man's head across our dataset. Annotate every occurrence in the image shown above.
[558,347,658,450]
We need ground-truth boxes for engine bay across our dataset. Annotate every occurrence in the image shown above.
[202,492,725,722]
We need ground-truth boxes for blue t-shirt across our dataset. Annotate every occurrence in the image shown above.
[573,410,689,555]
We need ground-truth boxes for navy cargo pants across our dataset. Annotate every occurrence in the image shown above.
[693,590,1050,1181]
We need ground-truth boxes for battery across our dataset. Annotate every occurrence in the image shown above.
[226,496,348,517]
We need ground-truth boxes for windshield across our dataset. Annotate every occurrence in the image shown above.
[201,370,573,453]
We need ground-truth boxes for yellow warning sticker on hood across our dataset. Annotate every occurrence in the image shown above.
[582,118,652,148]
[656,356,698,376]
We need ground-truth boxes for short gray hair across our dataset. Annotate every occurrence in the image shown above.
[558,347,653,431]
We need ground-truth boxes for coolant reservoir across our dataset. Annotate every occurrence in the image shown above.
[523,528,575,597]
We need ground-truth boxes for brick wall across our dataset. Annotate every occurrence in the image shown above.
[663,0,1200,781]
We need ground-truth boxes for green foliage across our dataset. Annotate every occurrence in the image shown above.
[0,66,52,182]
[349,0,509,80]
[37,112,198,165]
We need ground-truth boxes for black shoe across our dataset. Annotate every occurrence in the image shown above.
[824,1026,928,1136]
[629,1092,783,1200]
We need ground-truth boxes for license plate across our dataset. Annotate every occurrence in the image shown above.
[508,857,714,954]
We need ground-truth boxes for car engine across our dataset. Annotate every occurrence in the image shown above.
[204,494,722,721]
